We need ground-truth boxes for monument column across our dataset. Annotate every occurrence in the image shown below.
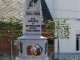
[16,0,48,60]
[23,0,41,35]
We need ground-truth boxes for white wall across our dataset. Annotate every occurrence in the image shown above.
[54,0,76,19]
[45,0,80,53]
[76,0,80,19]
[54,0,80,53]
[53,0,80,19]
[45,0,80,19]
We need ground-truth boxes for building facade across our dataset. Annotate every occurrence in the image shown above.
[45,0,80,60]
[1,0,80,60]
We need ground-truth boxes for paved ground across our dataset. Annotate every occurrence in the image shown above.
[0,53,53,60]
[0,53,17,60]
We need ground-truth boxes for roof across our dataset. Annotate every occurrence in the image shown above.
[41,0,53,24]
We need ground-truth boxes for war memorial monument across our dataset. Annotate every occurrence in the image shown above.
[16,0,48,60]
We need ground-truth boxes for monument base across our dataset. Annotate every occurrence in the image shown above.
[16,35,48,60]
[16,57,49,60]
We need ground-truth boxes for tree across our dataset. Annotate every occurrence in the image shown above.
[46,19,70,60]
[0,11,22,60]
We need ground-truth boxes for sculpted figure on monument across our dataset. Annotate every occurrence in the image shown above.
[26,45,32,55]
[26,44,43,56]
[28,0,38,9]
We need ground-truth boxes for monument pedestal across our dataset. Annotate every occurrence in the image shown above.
[16,57,48,60]
[16,35,48,60]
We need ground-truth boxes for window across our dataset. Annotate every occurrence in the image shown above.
[76,35,80,51]
[48,39,54,45]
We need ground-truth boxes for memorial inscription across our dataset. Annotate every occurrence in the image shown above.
[26,12,40,15]
[26,17,40,32]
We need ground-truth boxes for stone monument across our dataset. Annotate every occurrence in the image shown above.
[16,0,48,60]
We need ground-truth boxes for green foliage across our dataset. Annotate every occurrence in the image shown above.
[45,20,55,39]
[46,19,70,40]
[0,16,22,41]
[67,56,78,60]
